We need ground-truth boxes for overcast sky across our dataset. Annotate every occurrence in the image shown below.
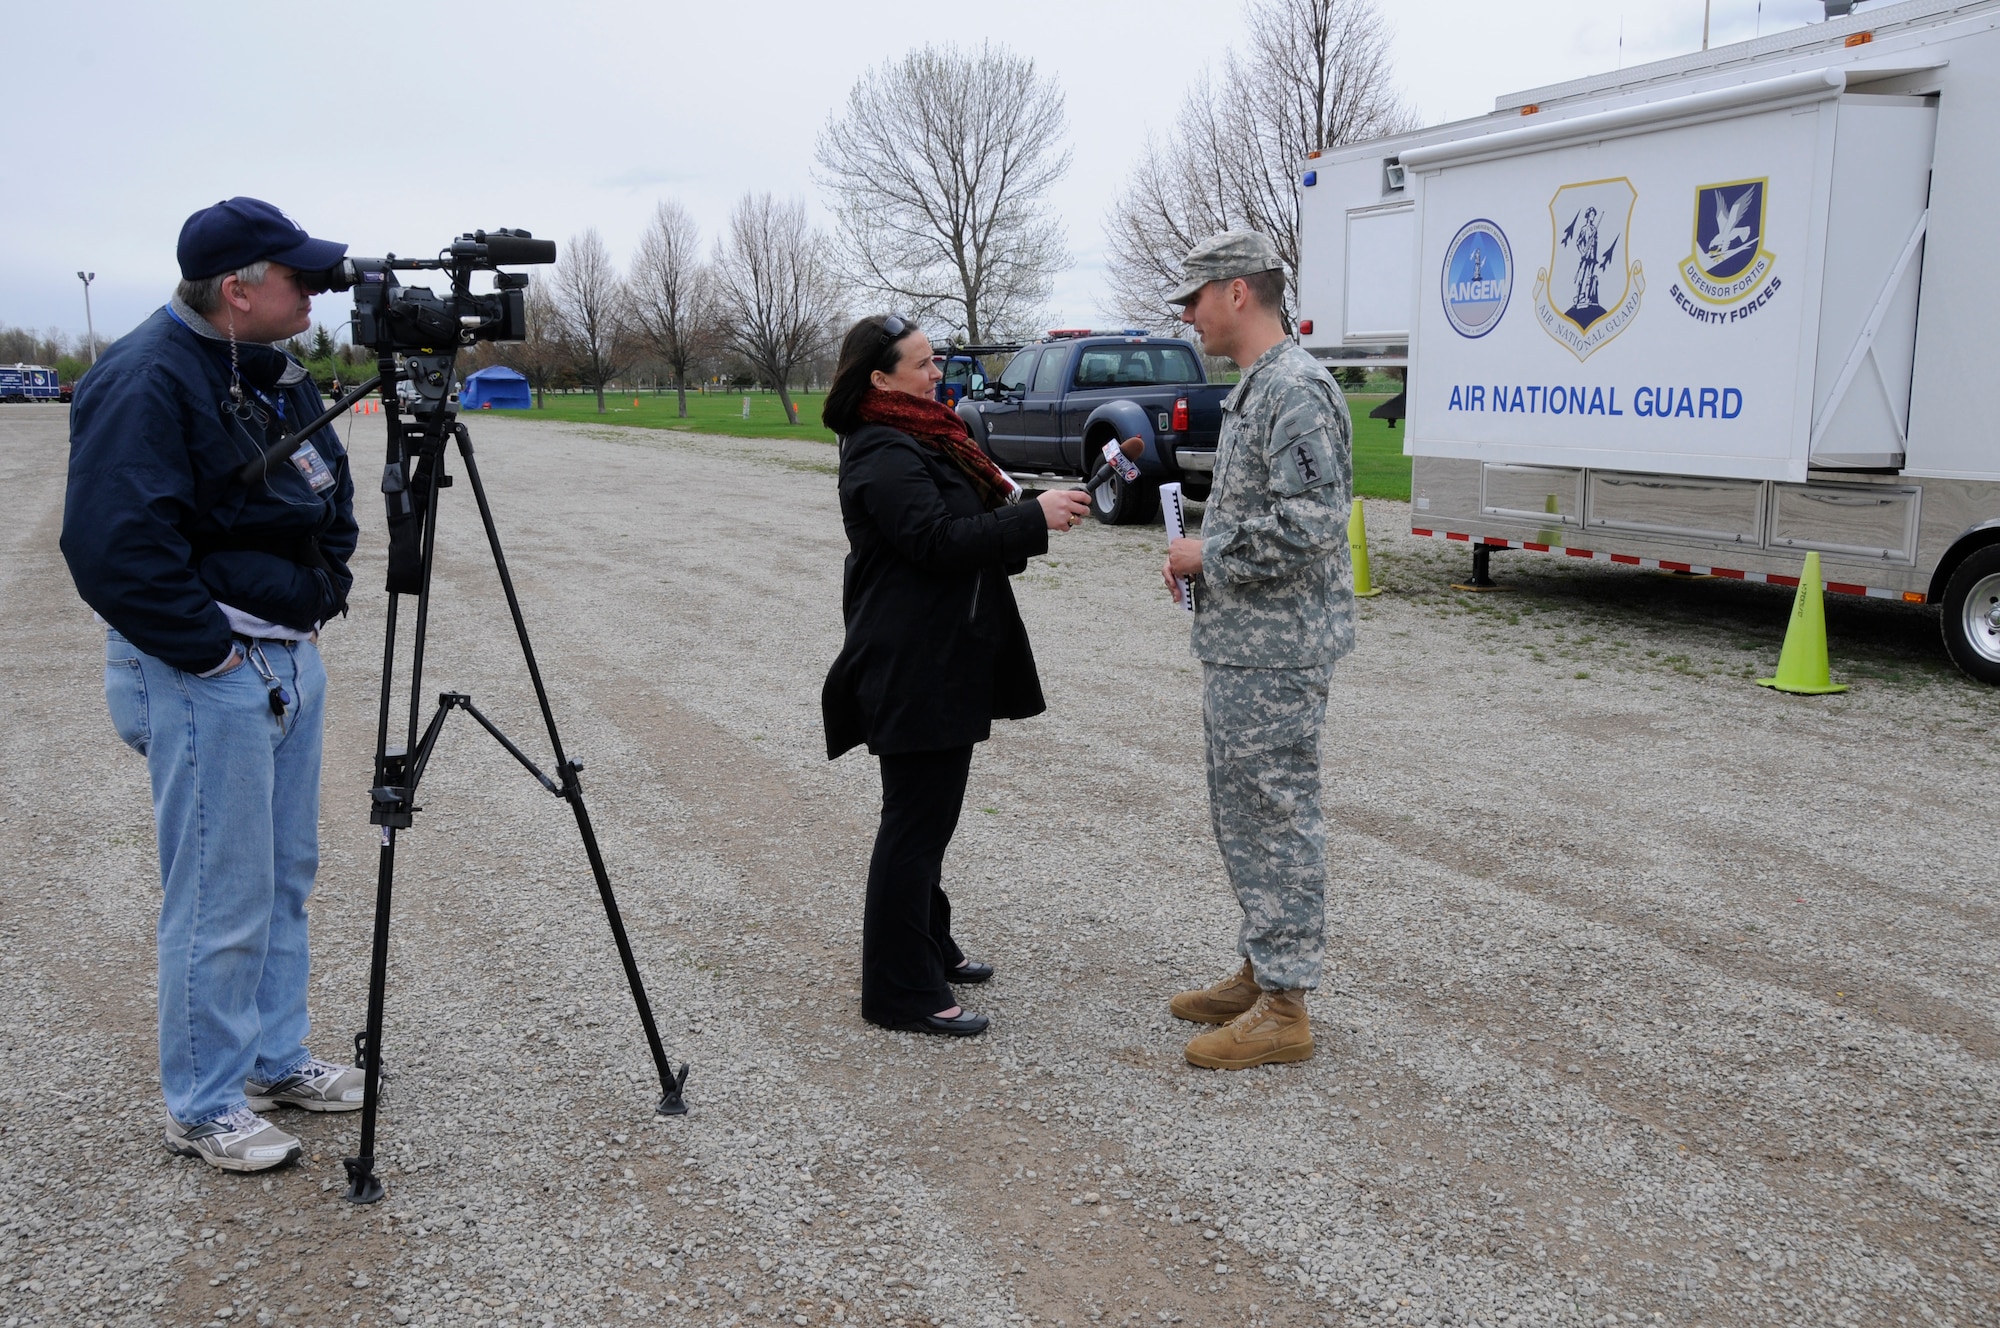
[6,0,1835,348]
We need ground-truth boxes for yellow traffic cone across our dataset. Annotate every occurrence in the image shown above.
[1756,551,1848,694]
[1349,498,1383,598]
[1536,492,1562,546]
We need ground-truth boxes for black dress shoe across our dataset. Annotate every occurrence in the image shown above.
[880,1010,989,1037]
[949,961,994,984]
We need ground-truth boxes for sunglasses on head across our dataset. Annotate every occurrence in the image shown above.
[880,314,913,340]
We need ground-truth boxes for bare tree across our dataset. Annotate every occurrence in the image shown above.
[815,43,1068,344]
[628,200,717,419]
[1104,0,1410,328]
[507,281,569,409]
[711,193,845,427]
[546,227,629,414]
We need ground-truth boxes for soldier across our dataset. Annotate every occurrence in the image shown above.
[1159,231,1355,1070]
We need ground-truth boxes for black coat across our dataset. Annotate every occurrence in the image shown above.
[823,424,1050,759]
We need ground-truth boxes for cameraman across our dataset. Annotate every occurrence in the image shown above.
[61,198,362,1172]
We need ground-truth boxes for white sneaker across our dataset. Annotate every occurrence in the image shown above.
[163,1107,301,1173]
[244,1056,369,1112]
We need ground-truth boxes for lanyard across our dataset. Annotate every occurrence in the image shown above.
[166,302,291,424]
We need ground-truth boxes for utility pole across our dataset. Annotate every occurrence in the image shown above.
[76,271,98,364]
[1703,0,1713,49]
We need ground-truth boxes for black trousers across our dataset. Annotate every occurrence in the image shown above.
[861,745,974,1025]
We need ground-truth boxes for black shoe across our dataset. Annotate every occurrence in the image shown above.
[878,1010,989,1037]
[950,961,994,985]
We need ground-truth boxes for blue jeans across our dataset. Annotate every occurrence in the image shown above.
[104,629,327,1126]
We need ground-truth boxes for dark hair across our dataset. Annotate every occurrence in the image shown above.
[1241,268,1288,316]
[823,315,921,434]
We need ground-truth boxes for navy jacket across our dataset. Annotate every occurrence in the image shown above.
[61,303,357,674]
[822,424,1049,759]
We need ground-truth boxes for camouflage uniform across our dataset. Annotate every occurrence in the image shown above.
[1190,334,1355,992]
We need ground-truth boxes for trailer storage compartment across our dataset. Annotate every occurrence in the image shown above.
[1401,68,1939,485]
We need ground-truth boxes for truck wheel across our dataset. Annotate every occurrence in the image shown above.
[1940,544,2000,686]
[1090,471,1160,525]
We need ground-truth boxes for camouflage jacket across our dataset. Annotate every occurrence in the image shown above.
[1192,339,1356,667]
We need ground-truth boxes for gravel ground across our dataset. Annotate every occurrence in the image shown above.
[2,400,1996,1328]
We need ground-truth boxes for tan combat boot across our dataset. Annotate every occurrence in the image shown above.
[1183,989,1312,1070]
[1169,960,1262,1025]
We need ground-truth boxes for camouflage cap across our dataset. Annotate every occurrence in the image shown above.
[1166,230,1283,305]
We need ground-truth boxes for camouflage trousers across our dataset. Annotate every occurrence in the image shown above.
[1201,660,1334,991]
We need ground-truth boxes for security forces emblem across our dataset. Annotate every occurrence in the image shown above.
[1441,219,1513,338]
[1678,178,1776,305]
[1532,177,1645,361]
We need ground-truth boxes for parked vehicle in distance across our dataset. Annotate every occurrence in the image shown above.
[932,353,988,409]
[955,332,1229,524]
[0,364,61,403]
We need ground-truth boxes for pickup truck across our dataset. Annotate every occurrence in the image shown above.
[954,334,1229,524]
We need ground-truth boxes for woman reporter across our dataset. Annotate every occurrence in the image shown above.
[821,315,1091,1037]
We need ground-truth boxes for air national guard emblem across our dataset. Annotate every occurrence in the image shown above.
[1441,219,1513,338]
[1679,178,1775,305]
[1532,177,1644,361]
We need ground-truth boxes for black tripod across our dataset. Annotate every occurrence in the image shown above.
[334,350,688,1206]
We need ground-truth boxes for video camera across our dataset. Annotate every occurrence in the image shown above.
[232,230,556,490]
[301,229,556,356]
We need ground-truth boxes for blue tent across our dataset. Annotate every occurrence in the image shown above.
[462,366,531,410]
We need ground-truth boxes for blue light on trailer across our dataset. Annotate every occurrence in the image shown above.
[1302,170,1317,186]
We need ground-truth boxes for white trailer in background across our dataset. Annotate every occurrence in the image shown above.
[1294,0,2000,683]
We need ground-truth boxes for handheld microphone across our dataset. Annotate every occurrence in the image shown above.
[1085,437,1144,492]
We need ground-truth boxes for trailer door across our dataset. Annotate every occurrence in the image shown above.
[1343,202,1414,345]
[1807,95,1938,471]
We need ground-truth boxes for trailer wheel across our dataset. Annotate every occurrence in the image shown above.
[1940,544,2000,686]
[1090,470,1159,526]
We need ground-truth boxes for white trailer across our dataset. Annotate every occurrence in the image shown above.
[1295,0,2000,683]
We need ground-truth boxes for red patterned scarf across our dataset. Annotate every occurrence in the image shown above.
[855,388,1015,511]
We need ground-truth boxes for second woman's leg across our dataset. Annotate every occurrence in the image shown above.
[861,745,975,1025]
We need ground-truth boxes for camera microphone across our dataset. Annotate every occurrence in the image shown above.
[464,230,557,266]
[1086,437,1144,493]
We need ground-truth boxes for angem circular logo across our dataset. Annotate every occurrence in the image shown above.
[1441,219,1514,339]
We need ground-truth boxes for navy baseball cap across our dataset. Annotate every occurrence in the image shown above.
[177,197,347,280]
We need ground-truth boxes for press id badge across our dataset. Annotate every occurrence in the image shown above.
[288,441,337,495]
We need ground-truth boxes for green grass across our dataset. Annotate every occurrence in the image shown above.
[1345,392,1412,502]
[491,388,839,443]
[494,385,1416,502]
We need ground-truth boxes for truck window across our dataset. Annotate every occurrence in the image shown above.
[1072,344,1200,388]
[1032,348,1069,393]
[997,349,1038,392]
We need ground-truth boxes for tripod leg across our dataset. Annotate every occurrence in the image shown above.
[343,830,397,1203]
[562,767,688,1115]
[452,427,688,1116]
